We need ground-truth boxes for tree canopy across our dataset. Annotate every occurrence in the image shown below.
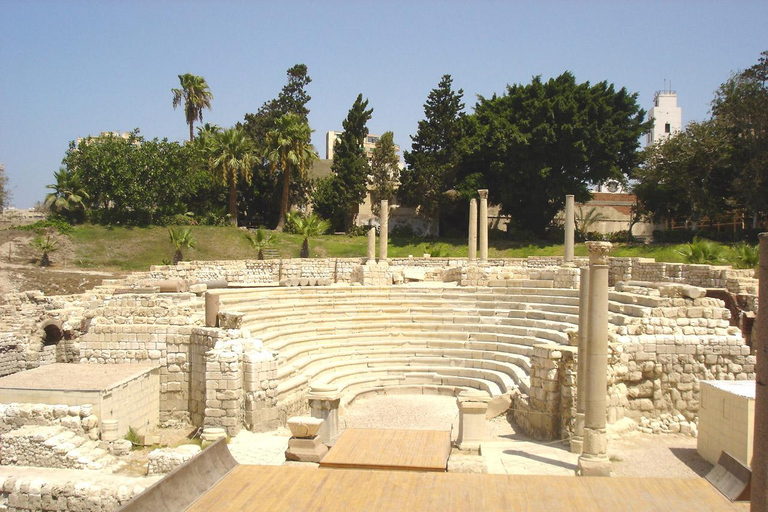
[62,131,202,224]
[461,72,648,236]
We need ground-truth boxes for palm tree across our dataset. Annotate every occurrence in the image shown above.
[264,114,317,231]
[286,212,330,258]
[30,233,59,267]
[45,168,89,222]
[208,128,256,225]
[168,227,197,264]
[244,229,276,260]
[172,74,214,142]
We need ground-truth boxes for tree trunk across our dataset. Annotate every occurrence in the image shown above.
[189,121,194,143]
[228,177,238,226]
[301,238,309,258]
[40,252,50,267]
[276,169,291,231]
[173,249,182,265]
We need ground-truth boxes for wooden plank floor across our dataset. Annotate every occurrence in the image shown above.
[319,428,451,471]
[184,466,750,512]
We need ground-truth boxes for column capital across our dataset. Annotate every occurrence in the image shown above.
[469,197,477,205]
[586,241,612,265]
[477,189,489,200]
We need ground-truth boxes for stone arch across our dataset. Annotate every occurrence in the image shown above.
[40,319,64,346]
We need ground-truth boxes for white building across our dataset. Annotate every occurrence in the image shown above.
[325,131,400,161]
[646,91,682,145]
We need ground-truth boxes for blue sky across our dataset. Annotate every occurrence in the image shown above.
[1,1,766,208]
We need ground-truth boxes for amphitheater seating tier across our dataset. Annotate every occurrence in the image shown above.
[214,285,654,414]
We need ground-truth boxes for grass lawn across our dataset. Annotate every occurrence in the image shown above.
[60,224,709,271]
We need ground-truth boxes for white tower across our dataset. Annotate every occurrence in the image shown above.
[646,91,682,145]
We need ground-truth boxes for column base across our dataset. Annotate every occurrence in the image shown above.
[285,436,329,463]
[569,436,583,454]
[577,455,611,476]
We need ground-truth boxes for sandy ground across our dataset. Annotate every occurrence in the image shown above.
[227,394,712,478]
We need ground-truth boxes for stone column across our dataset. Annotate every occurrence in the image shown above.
[379,200,389,262]
[366,228,376,263]
[577,241,612,477]
[752,234,768,510]
[564,194,575,265]
[307,384,341,446]
[468,198,478,262]
[204,292,220,327]
[570,266,590,454]
[478,189,489,261]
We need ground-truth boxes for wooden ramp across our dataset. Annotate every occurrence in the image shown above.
[184,466,749,512]
[319,428,451,471]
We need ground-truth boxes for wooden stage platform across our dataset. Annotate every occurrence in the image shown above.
[184,465,749,512]
[319,428,451,471]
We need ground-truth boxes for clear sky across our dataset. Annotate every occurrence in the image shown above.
[1,1,766,208]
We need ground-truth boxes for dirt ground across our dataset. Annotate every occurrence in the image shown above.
[0,229,126,296]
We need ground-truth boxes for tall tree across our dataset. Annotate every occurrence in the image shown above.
[264,113,317,230]
[462,72,648,237]
[711,51,768,225]
[242,64,312,143]
[399,75,465,223]
[172,74,214,142]
[207,128,257,225]
[312,94,373,231]
[369,131,400,217]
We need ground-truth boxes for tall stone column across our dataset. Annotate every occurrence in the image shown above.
[366,228,376,263]
[571,265,590,454]
[379,200,389,262]
[752,234,768,510]
[468,198,478,262]
[478,190,489,261]
[577,241,612,477]
[564,194,575,265]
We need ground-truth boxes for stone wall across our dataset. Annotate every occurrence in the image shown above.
[0,404,100,438]
[0,469,156,512]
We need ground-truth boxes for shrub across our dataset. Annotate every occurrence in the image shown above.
[676,237,727,264]
[16,219,74,236]
[727,242,759,269]
[160,213,197,226]
[391,224,416,238]
[606,230,634,243]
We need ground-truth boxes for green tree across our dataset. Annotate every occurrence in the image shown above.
[633,120,733,228]
[62,131,198,224]
[369,131,400,218]
[264,113,317,230]
[207,128,257,225]
[172,74,214,142]
[0,165,9,211]
[399,75,465,225]
[285,212,330,258]
[462,72,649,237]
[711,51,768,226]
[168,227,196,264]
[242,64,312,142]
[312,94,373,231]
[45,167,89,223]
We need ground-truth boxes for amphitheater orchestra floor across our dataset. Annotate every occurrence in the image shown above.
[183,465,749,512]
[319,428,451,471]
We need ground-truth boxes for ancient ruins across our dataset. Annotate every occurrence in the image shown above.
[0,198,759,510]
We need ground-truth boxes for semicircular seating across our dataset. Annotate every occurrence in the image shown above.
[215,285,591,415]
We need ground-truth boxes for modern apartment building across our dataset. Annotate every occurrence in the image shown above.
[325,131,401,161]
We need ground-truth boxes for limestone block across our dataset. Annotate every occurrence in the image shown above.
[285,435,328,463]
[287,417,324,438]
